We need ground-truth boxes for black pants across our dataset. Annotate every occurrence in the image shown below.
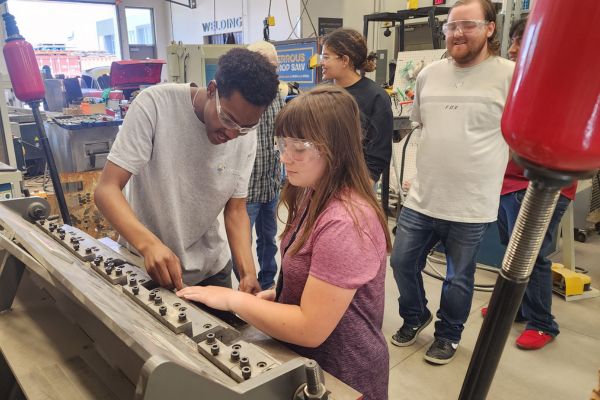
[197,259,233,288]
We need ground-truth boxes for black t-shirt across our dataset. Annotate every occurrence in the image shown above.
[344,77,393,182]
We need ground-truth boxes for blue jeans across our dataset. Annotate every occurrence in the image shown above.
[391,207,489,343]
[246,196,279,290]
[497,190,570,337]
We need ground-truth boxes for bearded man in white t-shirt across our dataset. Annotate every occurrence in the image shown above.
[95,48,279,294]
[389,0,514,365]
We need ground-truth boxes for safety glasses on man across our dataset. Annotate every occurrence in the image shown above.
[442,19,489,36]
[275,137,320,162]
[214,81,261,135]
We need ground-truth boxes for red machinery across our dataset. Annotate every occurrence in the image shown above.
[502,3,600,172]
[2,11,71,224]
[460,0,600,398]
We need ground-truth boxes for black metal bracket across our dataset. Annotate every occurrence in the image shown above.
[362,6,451,53]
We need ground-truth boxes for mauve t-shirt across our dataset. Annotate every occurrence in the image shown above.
[278,194,389,400]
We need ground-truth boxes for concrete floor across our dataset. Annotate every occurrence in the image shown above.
[384,228,600,400]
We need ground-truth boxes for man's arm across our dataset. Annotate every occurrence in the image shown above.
[224,197,261,294]
[94,161,183,289]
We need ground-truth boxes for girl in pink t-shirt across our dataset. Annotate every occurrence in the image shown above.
[178,86,391,399]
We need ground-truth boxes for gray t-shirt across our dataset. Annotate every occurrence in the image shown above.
[107,83,257,284]
[405,56,514,223]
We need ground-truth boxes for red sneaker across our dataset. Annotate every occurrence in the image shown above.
[516,329,553,350]
[481,307,488,317]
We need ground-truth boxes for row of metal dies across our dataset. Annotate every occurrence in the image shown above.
[37,220,99,262]
[83,254,281,382]
[35,220,282,383]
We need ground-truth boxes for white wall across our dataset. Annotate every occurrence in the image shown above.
[169,0,301,45]
[245,0,302,43]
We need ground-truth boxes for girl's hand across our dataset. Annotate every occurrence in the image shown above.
[176,286,237,311]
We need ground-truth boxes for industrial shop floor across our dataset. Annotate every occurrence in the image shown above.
[251,215,600,400]
[382,226,600,400]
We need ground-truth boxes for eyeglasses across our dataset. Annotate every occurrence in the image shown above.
[442,20,489,36]
[214,83,260,135]
[319,54,341,63]
[275,137,320,162]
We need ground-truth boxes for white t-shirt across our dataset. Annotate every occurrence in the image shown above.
[108,83,257,284]
[404,56,514,223]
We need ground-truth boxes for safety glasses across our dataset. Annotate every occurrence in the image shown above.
[318,54,341,64]
[213,82,260,135]
[275,137,320,162]
[442,19,489,36]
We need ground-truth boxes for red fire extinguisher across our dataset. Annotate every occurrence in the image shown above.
[2,13,45,102]
[2,11,71,224]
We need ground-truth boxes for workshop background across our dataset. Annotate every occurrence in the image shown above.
[0,0,598,399]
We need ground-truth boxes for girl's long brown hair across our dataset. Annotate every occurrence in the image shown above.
[276,86,392,255]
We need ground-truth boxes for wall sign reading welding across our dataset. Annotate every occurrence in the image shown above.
[201,17,242,34]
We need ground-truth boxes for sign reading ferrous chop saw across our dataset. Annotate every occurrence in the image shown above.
[275,42,318,89]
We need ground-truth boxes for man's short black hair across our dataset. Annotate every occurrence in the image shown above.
[509,17,527,40]
[215,47,278,107]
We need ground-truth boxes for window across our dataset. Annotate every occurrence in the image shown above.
[6,0,121,77]
[125,8,155,45]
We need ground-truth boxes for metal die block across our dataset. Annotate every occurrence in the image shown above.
[62,231,98,262]
[166,299,241,345]
[167,299,231,343]
[91,261,140,286]
[44,224,98,262]
[35,219,54,234]
[191,325,230,345]
[197,339,280,382]
[122,284,192,336]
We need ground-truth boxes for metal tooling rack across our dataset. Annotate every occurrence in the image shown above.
[362,6,451,54]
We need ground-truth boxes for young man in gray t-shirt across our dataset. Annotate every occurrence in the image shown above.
[389,0,514,365]
[95,48,279,293]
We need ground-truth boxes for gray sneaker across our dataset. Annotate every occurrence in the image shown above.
[424,338,459,365]
[390,311,433,347]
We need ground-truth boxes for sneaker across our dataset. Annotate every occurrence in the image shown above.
[516,329,553,350]
[481,306,527,322]
[390,311,433,347]
[424,338,459,365]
